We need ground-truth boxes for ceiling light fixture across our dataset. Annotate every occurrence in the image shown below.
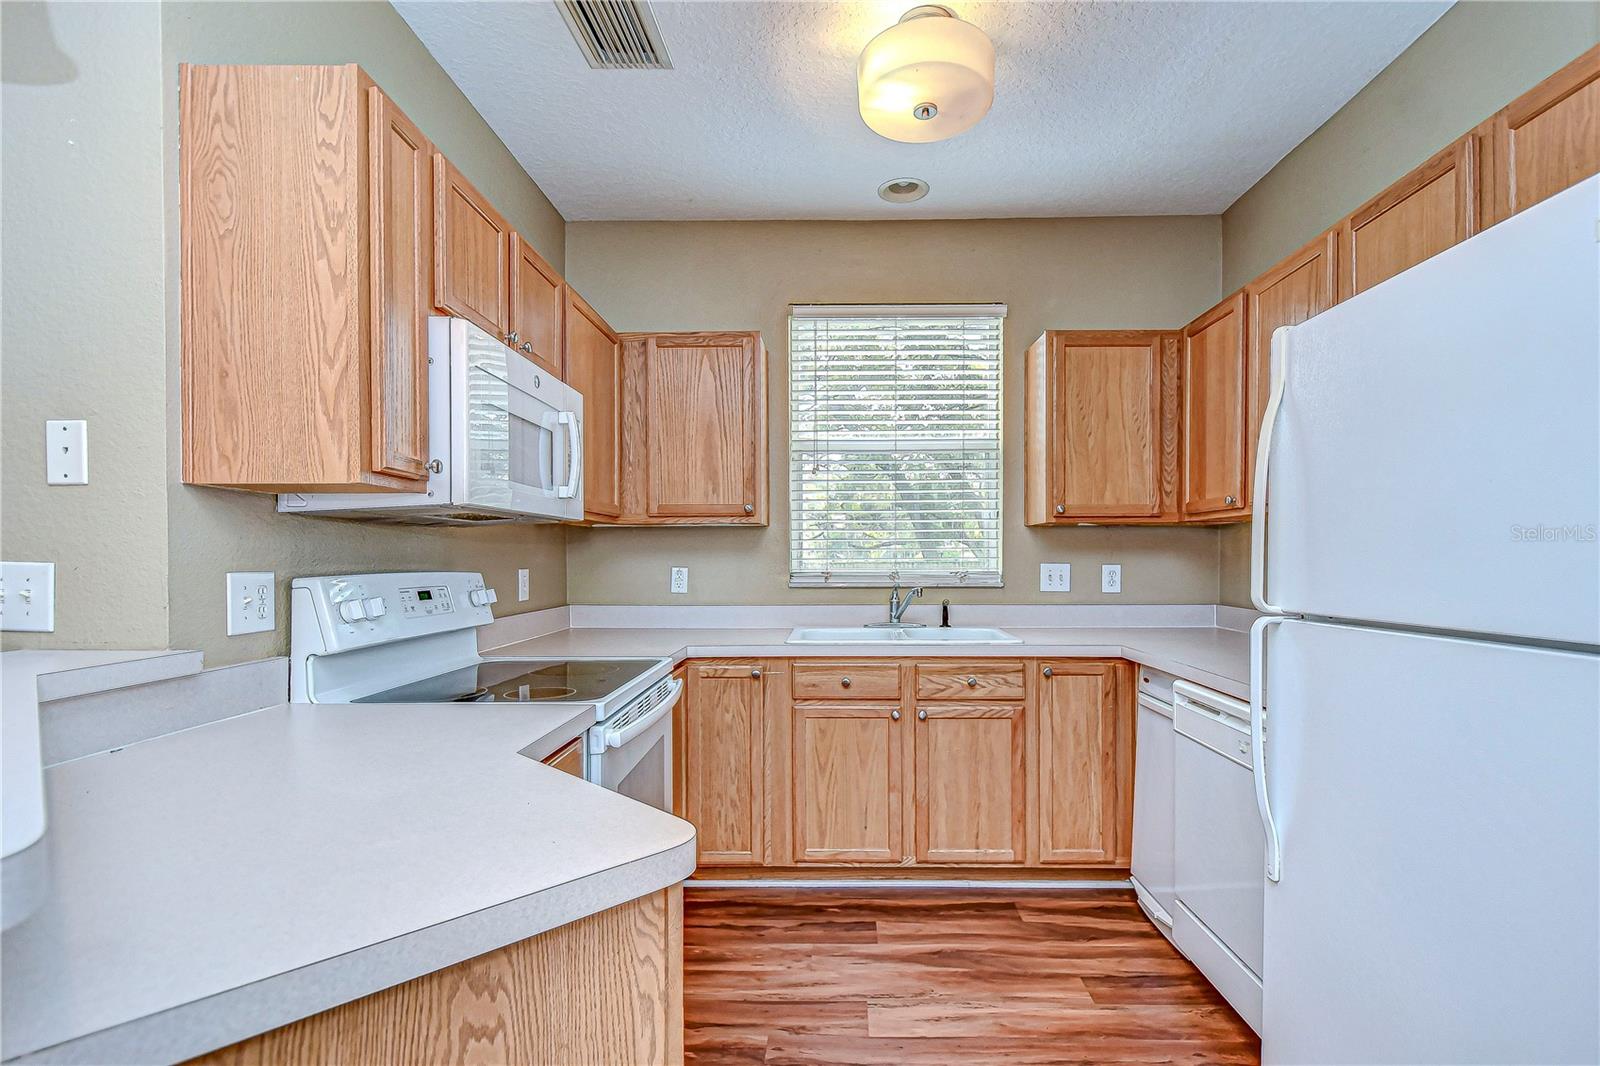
[878,177,930,204]
[857,5,995,144]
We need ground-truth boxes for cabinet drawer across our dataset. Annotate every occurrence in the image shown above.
[916,661,1026,701]
[792,662,900,700]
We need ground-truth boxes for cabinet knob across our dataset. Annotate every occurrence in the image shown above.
[506,330,520,344]
[1043,666,1053,677]
[743,504,755,515]
[890,710,901,721]
[840,676,851,688]
[520,342,533,353]
[1055,504,1065,515]
[1225,495,1238,506]
[427,458,444,474]
[918,709,928,721]
[750,668,762,678]
[965,676,978,687]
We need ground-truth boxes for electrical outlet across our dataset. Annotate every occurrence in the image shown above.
[670,566,689,595]
[225,572,275,636]
[517,568,530,602]
[45,420,87,485]
[1039,563,1070,592]
[0,561,55,632]
[1101,564,1122,594]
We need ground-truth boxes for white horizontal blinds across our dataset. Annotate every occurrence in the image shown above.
[790,305,1005,587]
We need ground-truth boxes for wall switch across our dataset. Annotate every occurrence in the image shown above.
[1039,563,1071,592]
[1101,564,1122,594]
[0,562,55,632]
[225,572,275,636]
[45,420,87,485]
[670,566,689,595]
[517,568,530,602]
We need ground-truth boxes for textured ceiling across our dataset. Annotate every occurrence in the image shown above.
[394,0,1450,220]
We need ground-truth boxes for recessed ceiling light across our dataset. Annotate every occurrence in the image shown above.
[858,5,996,143]
[878,177,930,204]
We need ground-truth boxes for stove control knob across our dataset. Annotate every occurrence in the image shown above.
[338,599,367,623]
[470,588,498,608]
[363,596,387,619]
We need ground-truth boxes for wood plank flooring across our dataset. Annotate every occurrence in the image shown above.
[683,888,1259,1066]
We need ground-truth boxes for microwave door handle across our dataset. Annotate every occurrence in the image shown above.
[557,411,581,499]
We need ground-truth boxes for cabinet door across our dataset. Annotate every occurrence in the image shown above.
[792,702,905,863]
[1244,230,1336,505]
[1182,293,1248,519]
[432,155,510,338]
[565,288,622,521]
[1051,331,1179,520]
[508,233,564,377]
[684,663,766,865]
[1338,137,1475,301]
[914,702,1025,864]
[1034,661,1130,865]
[642,333,765,521]
[1486,44,1600,225]
[540,737,585,778]
[366,87,432,482]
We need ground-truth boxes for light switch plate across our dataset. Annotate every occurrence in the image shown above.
[45,420,87,485]
[670,566,689,595]
[1039,563,1070,592]
[0,562,55,632]
[225,572,275,636]
[517,568,530,601]
[1101,564,1122,594]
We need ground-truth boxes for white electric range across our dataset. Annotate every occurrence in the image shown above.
[289,572,678,810]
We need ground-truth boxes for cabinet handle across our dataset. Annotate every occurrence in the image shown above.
[520,342,533,354]
[506,330,520,344]
[427,458,444,474]
[1043,666,1053,677]
[965,676,978,687]
[1225,495,1238,506]
[1055,504,1065,515]
[890,710,901,721]
[918,709,928,721]
[840,676,851,688]
[743,504,755,515]
[750,668,762,679]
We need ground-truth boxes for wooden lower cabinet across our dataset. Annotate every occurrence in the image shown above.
[681,660,778,866]
[914,701,1026,864]
[1035,660,1133,865]
[792,701,906,863]
[189,888,683,1066]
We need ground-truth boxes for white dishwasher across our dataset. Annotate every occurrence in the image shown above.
[1172,679,1264,1034]
[1130,668,1177,940]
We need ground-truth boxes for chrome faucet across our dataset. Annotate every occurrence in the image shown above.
[887,583,924,625]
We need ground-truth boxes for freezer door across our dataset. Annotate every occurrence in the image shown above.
[1258,176,1599,646]
[1258,619,1599,1065]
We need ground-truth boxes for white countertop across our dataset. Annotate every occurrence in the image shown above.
[1,700,696,1064]
[489,625,1251,700]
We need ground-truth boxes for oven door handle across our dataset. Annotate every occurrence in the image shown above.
[601,678,682,750]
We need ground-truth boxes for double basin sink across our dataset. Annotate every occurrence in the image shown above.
[785,626,1021,645]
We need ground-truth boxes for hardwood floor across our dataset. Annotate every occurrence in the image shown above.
[683,888,1259,1065]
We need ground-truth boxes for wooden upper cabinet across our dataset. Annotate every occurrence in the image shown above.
[683,663,769,866]
[1484,44,1600,225]
[367,87,432,482]
[914,702,1026,864]
[433,155,511,339]
[508,234,565,377]
[1033,661,1131,866]
[1338,136,1476,301]
[791,702,905,864]
[566,289,623,521]
[180,65,428,492]
[1024,331,1181,525]
[619,332,769,525]
[1243,230,1337,509]
[1181,293,1249,520]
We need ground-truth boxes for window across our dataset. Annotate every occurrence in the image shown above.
[789,304,1005,587]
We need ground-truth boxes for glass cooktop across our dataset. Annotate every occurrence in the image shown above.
[355,659,660,704]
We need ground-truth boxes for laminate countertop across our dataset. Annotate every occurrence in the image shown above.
[1,700,696,1065]
[489,625,1251,701]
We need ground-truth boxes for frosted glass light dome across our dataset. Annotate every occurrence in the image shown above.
[857,5,995,144]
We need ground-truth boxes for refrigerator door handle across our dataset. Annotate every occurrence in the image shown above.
[1251,615,1285,882]
[1251,328,1290,614]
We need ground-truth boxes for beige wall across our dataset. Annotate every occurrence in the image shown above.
[1215,0,1600,608]
[565,217,1225,607]
[1,2,570,662]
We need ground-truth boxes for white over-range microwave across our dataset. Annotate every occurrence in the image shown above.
[279,317,584,524]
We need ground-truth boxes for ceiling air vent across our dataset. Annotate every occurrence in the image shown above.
[556,0,672,70]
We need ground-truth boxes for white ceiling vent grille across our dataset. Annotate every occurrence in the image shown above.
[556,0,672,70]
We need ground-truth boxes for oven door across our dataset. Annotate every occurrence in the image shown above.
[451,318,583,521]
[586,677,681,812]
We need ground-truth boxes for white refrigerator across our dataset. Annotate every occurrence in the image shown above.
[1251,175,1600,1064]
